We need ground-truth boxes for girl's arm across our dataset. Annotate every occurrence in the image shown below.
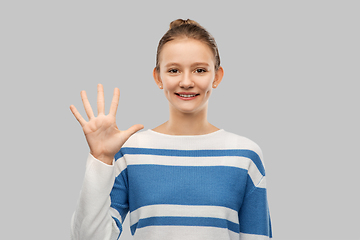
[70,84,143,239]
[71,154,120,240]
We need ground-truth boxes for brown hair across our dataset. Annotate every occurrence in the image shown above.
[155,19,221,72]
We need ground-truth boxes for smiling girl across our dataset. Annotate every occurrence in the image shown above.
[70,19,272,240]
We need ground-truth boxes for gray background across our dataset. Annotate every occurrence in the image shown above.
[1,1,359,239]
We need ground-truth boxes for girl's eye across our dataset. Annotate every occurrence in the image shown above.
[168,69,179,74]
[195,68,207,73]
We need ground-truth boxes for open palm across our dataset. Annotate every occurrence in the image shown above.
[70,84,143,165]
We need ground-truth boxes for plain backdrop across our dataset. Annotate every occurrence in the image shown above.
[1,1,359,239]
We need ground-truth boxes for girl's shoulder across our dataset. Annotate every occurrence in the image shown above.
[217,130,263,159]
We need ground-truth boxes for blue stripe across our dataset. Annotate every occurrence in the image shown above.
[130,216,239,235]
[110,169,129,204]
[116,147,265,176]
[128,165,248,212]
[238,187,272,237]
[110,169,129,223]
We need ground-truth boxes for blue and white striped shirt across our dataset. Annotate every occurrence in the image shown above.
[71,129,272,240]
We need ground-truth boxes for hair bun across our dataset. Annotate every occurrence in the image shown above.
[169,19,201,29]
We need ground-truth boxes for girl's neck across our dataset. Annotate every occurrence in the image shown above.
[153,107,219,136]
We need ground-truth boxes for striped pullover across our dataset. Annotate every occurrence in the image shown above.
[71,129,272,240]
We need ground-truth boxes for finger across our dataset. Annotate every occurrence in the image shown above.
[123,124,144,139]
[109,88,120,117]
[97,83,105,115]
[81,90,95,120]
[70,105,87,126]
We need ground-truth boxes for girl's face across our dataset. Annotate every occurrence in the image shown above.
[153,38,223,115]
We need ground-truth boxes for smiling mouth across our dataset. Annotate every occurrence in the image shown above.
[175,93,200,98]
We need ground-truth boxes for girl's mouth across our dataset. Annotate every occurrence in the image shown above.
[175,93,200,100]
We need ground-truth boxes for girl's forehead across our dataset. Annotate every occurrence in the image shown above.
[160,38,214,65]
[163,38,209,51]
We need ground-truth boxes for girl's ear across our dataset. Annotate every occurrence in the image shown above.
[153,68,163,89]
[213,66,224,88]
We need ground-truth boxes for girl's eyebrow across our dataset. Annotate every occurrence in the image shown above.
[164,62,210,68]
[164,63,181,68]
[191,62,210,67]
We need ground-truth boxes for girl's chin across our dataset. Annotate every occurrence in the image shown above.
[170,104,207,115]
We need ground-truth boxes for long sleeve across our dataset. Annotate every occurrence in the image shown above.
[238,176,272,239]
[70,154,125,240]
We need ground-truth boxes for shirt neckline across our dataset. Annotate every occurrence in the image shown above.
[147,129,224,138]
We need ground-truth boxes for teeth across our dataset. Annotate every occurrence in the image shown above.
[179,94,196,97]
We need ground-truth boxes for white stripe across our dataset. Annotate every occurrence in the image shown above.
[124,154,265,188]
[133,225,239,240]
[109,207,123,224]
[247,163,265,188]
[240,232,271,239]
[125,154,250,168]
[125,130,263,159]
[130,204,239,226]
[256,176,267,188]
[114,156,127,176]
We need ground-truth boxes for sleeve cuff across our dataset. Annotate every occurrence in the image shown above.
[86,153,115,168]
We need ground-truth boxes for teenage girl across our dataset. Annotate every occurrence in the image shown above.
[70,19,272,240]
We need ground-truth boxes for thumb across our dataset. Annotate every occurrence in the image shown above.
[123,124,144,139]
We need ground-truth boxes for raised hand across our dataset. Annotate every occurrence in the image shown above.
[70,84,144,165]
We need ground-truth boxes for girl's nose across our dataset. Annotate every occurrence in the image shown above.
[179,72,194,88]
